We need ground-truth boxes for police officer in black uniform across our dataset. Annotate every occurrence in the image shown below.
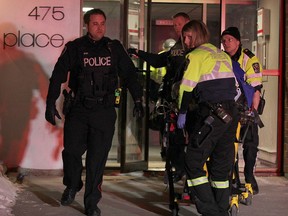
[45,9,144,216]
[128,12,190,102]
[128,12,190,182]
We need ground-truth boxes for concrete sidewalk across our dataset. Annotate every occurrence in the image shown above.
[7,171,288,216]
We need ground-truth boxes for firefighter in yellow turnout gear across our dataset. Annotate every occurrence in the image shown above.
[177,20,239,216]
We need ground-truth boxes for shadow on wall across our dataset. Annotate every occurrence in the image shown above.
[0,23,63,169]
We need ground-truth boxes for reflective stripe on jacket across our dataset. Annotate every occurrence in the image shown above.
[178,43,236,106]
[238,48,262,87]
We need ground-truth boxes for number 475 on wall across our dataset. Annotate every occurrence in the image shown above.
[28,6,65,21]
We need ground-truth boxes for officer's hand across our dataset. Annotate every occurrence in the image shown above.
[177,113,186,129]
[45,104,61,126]
[133,101,144,118]
[127,48,138,56]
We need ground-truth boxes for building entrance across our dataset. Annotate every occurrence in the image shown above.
[82,0,282,176]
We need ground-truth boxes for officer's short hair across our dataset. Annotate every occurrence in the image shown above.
[172,12,190,21]
[182,20,210,48]
[84,8,106,24]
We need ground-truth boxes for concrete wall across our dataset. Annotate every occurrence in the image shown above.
[257,0,279,166]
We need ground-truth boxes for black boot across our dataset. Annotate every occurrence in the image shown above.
[61,187,77,205]
[86,207,101,216]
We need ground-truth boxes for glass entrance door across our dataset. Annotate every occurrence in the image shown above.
[119,0,149,172]
[82,0,282,174]
[146,1,220,170]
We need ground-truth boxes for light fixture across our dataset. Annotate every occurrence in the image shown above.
[82,7,94,13]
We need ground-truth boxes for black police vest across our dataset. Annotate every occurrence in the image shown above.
[166,40,186,82]
[78,41,117,98]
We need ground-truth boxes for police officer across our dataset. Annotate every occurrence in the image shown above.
[221,27,263,194]
[150,38,176,84]
[177,20,239,216]
[128,12,190,182]
[45,9,144,216]
[146,38,176,102]
[128,12,190,102]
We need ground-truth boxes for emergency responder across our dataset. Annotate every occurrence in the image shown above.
[128,12,190,102]
[127,12,190,182]
[221,27,263,195]
[45,9,144,216]
[177,20,239,216]
[148,38,176,102]
[150,38,176,84]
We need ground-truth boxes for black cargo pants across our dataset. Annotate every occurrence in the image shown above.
[241,122,259,184]
[185,101,239,216]
[62,102,116,211]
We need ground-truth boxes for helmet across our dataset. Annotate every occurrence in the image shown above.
[163,38,176,49]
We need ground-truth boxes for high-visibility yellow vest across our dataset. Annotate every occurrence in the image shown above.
[238,48,262,87]
[178,43,235,106]
[149,50,167,83]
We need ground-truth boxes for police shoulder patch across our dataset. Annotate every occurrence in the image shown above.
[252,63,260,73]
[243,49,255,59]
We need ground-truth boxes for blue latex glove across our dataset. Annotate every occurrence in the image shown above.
[177,113,186,129]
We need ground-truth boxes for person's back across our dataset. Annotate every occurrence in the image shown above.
[178,42,237,105]
[177,20,239,216]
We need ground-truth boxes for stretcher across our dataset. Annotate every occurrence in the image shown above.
[155,99,185,216]
[229,122,254,216]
